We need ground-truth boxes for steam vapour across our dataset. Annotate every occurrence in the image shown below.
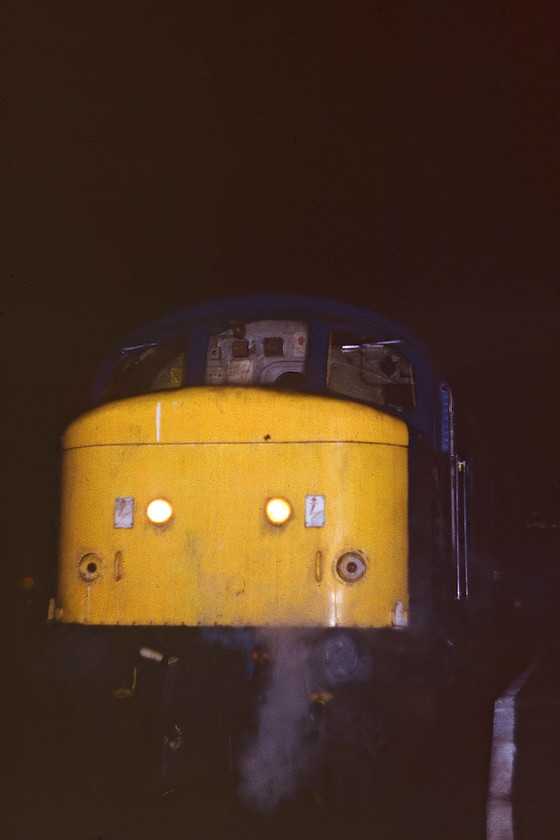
[238,629,318,811]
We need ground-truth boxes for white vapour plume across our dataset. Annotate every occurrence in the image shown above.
[238,629,318,811]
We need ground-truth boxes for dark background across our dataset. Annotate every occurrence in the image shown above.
[4,1,559,615]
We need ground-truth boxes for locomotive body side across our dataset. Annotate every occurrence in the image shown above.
[56,388,409,629]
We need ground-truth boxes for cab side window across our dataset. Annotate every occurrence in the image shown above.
[327,329,416,412]
[102,336,187,401]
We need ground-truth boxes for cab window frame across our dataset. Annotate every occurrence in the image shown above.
[326,327,417,414]
[101,333,189,402]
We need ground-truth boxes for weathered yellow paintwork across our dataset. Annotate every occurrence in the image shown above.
[57,388,408,628]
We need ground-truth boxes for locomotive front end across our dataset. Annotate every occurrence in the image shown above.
[52,296,448,808]
[56,388,408,630]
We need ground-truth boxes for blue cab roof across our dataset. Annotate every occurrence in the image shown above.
[92,294,449,448]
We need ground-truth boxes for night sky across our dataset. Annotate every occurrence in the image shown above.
[4,2,559,606]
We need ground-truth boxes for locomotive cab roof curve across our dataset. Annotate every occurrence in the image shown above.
[92,294,451,452]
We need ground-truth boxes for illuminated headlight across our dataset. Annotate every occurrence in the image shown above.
[265,497,292,525]
[146,498,173,524]
[336,552,367,582]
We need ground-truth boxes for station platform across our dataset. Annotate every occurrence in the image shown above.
[487,654,560,840]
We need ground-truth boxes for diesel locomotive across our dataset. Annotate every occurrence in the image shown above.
[50,295,487,804]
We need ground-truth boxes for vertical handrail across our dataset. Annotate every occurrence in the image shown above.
[447,385,469,599]
[456,459,469,599]
[459,459,469,599]
[447,389,462,599]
